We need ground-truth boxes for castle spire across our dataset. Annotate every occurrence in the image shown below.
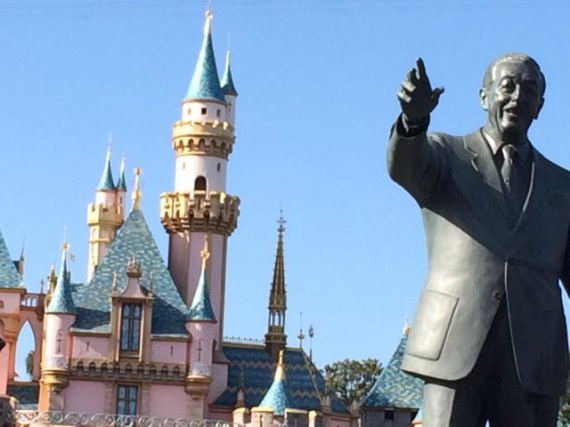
[221,49,238,97]
[187,236,217,322]
[265,211,287,362]
[131,167,142,211]
[258,349,293,415]
[186,9,225,102]
[46,241,76,314]
[117,156,127,192]
[97,147,115,191]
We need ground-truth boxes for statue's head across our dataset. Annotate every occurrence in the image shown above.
[479,53,545,142]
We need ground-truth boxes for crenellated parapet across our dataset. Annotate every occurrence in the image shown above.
[172,120,235,158]
[160,191,240,235]
[86,203,124,228]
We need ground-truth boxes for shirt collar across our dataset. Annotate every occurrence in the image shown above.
[482,129,531,163]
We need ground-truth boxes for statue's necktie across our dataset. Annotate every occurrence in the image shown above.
[501,144,517,194]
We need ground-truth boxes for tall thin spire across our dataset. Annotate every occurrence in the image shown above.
[187,235,217,322]
[265,211,287,362]
[131,167,142,211]
[186,9,225,102]
[117,156,127,192]
[221,49,238,96]
[97,146,115,191]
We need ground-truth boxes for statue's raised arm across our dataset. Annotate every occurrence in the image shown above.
[397,58,444,124]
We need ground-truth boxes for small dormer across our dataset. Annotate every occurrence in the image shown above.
[110,258,154,362]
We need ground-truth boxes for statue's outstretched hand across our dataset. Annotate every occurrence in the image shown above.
[398,58,444,124]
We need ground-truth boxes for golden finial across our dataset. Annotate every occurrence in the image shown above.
[200,235,210,269]
[61,226,70,252]
[132,167,142,211]
[403,318,410,336]
[275,349,286,381]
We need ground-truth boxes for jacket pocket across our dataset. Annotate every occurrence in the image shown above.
[406,290,459,361]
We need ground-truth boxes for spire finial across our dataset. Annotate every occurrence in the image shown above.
[62,226,70,252]
[204,4,213,36]
[131,167,142,211]
[297,311,305,348]
[200,234,210,268]
[275,349,286,381]
[278,209,286,234]
[403,317,410,336]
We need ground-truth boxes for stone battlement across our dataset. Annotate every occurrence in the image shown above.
[160,191,240,235]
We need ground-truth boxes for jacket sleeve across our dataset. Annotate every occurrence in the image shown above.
[386,115,449,206]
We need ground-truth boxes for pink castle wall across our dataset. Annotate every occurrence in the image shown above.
[148,384,189,418]
[72,336,109,360]
[150,341,187,364]
[64,381,106,413]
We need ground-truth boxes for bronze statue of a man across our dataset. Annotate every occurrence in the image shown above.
[388,54,569,426]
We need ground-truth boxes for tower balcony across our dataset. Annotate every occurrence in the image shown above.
[172,120,235,159]
[160,191,240,235]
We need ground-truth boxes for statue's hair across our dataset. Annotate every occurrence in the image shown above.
[481,53,546,97]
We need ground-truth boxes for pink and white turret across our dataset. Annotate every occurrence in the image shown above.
[41,242,77,410]
[160,9,240,350]
[87,149,125,281]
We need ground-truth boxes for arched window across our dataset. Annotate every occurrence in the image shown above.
[194,176,206,192]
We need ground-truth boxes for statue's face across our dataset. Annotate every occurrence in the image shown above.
[480,60,544,142]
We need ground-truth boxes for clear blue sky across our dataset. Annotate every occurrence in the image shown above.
[2,0,570,378]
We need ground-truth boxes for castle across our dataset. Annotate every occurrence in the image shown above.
[0,9,423,427]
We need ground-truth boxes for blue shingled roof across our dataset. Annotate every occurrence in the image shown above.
[97,153,116,191]
[186,15,225,102]
[258,361,293,415]
[187,266,216,322]
[71,209,188,336]
[220,52,238,97]
[7,383,39,409]
[0,228,22,288]
[46,253,76,315]
[360,334,423,409]
[215,345,347,414]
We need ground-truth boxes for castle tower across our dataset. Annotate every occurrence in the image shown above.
[87,149,124,280]
[41,243,76,410]
[160,9,240,348]
[265,214,287,363]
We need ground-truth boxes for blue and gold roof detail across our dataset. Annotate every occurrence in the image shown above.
[71,209,188,336]
[97,149,116,191]
[186,11,225,102]
[0,228,22,288]
[258,351,293,415]
[46,248,76,315]
[360,331,423,409]
[213,344,347,414]
[220,51,238,97]
[187,241,216,322]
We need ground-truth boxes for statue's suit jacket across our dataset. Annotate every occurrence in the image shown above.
[388,120,570,396]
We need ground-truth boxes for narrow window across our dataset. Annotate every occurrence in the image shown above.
[120,303,142,352]
[216,109,221,117]
[384,410,394,421]
[201,107,207,115]
[187,108,192,115]
[194,176,206,192]
[216,163,221,172]
[56,329,63,354]
[116,384,138,415]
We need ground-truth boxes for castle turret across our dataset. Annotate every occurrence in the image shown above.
[87,149,124,280]
[185,237,217,418]
[265,214,287,363]
[41,243,76,410]
[160,9,240,349]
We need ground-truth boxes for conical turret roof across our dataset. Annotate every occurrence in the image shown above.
[186,11,225,102]
[97,149,115,191]
[221,50,238,96]
[187,239,216,322]
[47,246,77,315]
[0,229,22,288]
[258,351,293,415]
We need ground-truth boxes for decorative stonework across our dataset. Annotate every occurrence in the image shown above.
[160,192,239,235]
[71,360,185,383]
[13,410,241,427]
[172,120,235,159]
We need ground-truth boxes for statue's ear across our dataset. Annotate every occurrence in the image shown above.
[479,88,489,111]
[535,97,545,119]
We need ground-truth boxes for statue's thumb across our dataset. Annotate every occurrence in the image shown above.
[431,87,445,107]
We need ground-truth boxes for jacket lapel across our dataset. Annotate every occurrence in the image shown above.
[516,148,553,230]
[463,130,511,218]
